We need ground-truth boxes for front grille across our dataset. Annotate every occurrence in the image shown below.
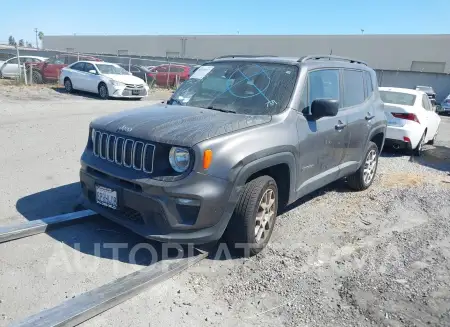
[93,130,155,173]
[125,83,144,89]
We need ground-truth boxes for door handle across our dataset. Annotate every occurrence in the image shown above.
[365,113,375,121]
[335,121,346,130]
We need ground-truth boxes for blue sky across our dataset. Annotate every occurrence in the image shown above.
[1,0,448,45]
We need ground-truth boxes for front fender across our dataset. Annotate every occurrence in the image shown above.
[228,151,297,204]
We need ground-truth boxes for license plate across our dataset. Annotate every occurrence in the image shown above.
[96,186,117,210]
[132,90,140,95]
[387,119,402,126]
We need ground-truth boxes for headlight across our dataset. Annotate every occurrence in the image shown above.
[169,147,190,173]
[110,79,125,87]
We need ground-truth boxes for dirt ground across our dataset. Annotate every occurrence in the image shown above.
[0,84,449,327]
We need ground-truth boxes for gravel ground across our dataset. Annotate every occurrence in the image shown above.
[0,84,450,327]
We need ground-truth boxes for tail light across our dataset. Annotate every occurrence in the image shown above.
[392,113,420,124]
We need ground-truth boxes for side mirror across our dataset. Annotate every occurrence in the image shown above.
[88,70,97,74]
[309,99,339,120]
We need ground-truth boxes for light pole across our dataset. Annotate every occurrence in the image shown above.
[34,28,38,49]
[361,29,365,35]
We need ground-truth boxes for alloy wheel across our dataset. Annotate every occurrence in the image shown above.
[254,188,276,243]
[363,149,377,185]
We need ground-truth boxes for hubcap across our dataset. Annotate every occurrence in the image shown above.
[254,188,276,243]
[363,149,377,185]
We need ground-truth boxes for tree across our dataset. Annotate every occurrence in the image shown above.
[8,35,16,46]
[18,39,24,47]
[38,31,44,48]
[26,41,33,48]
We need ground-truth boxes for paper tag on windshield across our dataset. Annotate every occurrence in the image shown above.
[190,66,214,80]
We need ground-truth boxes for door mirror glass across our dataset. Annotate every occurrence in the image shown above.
[88,69,97,74]
[310,99,339,120]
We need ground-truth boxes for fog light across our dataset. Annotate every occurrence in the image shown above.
[174,198,200,206]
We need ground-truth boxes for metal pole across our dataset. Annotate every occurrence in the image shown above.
[30,63,33,85]
[128,57,131,72]
[167,61,171,88]
[16,46,21,81]
[23,64,27,86]
[34,28,38,49]
[77,52,80,61]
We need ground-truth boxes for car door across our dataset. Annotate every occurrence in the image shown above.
[155,65,169,86]
[338,69,372,177]
[67,62,86,90]
[295,68,349,197]
[81,62,100,93]
[43,56,66,80]
[1,57,19,77]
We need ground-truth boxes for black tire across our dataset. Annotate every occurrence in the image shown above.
[413,131,426,156]
[0,70,3,79]
[98,83,109,100]
[64,78,73,93]
[347,141,379,191]
[225,176,278,257]
[32,71,43,84]
[427,132,437,145]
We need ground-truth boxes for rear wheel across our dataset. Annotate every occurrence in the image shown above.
[32,71,43,84]
[98,83,109,100]
[225,176,278,257]
[64,78,73,93]
[347,141,379,191]
[413,131,426,156]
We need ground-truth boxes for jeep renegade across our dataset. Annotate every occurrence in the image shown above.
[80,55,387,256]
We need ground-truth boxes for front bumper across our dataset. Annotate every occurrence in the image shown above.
[80,164,236,244]
[109,85,149,98]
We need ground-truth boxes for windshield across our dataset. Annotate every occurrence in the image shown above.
[380,91,416,106]
[96,64,128,75]
[169,61,298,115]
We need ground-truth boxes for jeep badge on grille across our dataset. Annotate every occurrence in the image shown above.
[117,125,133,133]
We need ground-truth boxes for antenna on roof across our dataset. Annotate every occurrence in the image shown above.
[329,49,333,55]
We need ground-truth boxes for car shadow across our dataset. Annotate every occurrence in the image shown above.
[51,87,143,101]
[15,182,192,266]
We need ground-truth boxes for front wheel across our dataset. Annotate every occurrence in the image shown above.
[347,141,379,191]
[64,78,73,93]
[98,83,109,100]
[225,176,278,257]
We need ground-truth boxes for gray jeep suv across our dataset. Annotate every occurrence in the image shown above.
[80,55,386,256]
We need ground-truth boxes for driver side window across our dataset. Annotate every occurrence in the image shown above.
[301,69,340,114]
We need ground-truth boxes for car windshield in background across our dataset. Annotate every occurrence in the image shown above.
[416,86,434,93]
[380,91,416,106]
[169,61,298,115]
[96,64,128,75]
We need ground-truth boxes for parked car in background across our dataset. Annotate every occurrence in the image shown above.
[145,65,156,71]
[25,54,102,84]
[60,61,149,100]
[380,87,440,154]
[147,64,190,86]
[415,85,436,105]
[0,56,47,78]
[189,65,201,78]
[117,64,151,83]
[439,94,450,114]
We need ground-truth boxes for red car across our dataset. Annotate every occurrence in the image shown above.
[147,64,190,87]
[26,53,102,84]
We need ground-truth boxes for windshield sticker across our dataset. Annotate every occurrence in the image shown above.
[190,66,214,79]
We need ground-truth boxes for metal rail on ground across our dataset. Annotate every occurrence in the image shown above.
[0,210,97,243]
[10,250,208,327]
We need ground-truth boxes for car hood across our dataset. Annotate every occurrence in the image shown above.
[103,74,145,85]
[91,104,272,147]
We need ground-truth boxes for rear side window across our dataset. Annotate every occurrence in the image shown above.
[84,63,96,72]
[70,62,85,71]
[308,69,340,108]
[342,70,365,107]
[422,95,432,110]
[364,71,373,99]
[7,58,18,64]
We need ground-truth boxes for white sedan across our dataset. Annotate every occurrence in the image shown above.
[379,87,441,155]
[0,56,47,78]
[59,61,149,100]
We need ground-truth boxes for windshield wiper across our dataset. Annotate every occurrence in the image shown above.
[206,106,236,114]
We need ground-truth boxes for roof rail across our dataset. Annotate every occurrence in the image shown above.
[213,54,278,60]
[299,55,367,66]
